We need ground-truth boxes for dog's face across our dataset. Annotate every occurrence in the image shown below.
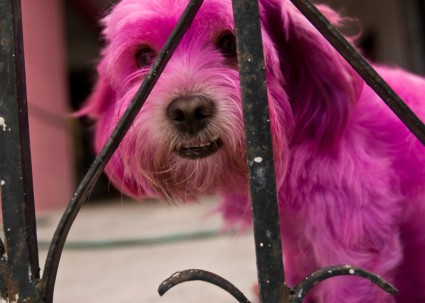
[83,0,361,202]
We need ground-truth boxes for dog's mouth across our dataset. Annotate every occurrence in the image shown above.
[174,135,223,159]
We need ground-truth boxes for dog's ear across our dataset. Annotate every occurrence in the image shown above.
[260,0,363,150]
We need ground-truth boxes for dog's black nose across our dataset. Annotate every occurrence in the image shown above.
[166,96,215,134]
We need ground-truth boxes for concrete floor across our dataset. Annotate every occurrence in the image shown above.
[35,197,258,303]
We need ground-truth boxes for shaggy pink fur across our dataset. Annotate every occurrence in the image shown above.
[82,0,425,302]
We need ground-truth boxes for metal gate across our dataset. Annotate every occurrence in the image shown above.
[1,0,424,302]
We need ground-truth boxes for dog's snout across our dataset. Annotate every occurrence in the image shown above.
[166,96,215,134]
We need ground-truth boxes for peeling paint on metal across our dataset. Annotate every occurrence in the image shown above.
[0,117,6,131]
[266,230,271,239]
[1,294,19,303]
[254,156,263,163]
[298,289,303,298]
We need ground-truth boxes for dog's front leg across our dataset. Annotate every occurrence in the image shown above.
[301,200,402,303]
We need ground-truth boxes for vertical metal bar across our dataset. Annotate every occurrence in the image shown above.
[231,1,286,303]
[0,0,40,298]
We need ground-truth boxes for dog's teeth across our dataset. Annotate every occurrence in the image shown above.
[175,136,223,158]
[181,136,220,149]
[195,142,212,148]
[183,142,209,149]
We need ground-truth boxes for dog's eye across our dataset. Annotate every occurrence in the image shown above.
[135,46,156,68]
[216,31,237,59]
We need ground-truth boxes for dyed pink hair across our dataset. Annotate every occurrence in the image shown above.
[82,0,425,302]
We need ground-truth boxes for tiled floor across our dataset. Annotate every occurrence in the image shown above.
[35,197,257,303]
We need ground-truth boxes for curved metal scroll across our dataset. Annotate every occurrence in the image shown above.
[290,265,397,303]
[159,269,251,303]
[159,265,397,303]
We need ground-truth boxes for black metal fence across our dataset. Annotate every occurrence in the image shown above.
[1,0,425,302]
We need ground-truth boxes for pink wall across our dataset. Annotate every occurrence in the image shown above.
[21,0,75,211]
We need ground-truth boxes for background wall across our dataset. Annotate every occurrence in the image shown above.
[328,0,425,74]
[21,0,75,212]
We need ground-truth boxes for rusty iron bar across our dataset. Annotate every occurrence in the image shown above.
[39,0,205,302]
[159,269,251,303]
[231,0,287,302]
[290,0,425,146]
[0,0,40,301]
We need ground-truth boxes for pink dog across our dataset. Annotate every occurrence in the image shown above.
[82,0,425,302]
